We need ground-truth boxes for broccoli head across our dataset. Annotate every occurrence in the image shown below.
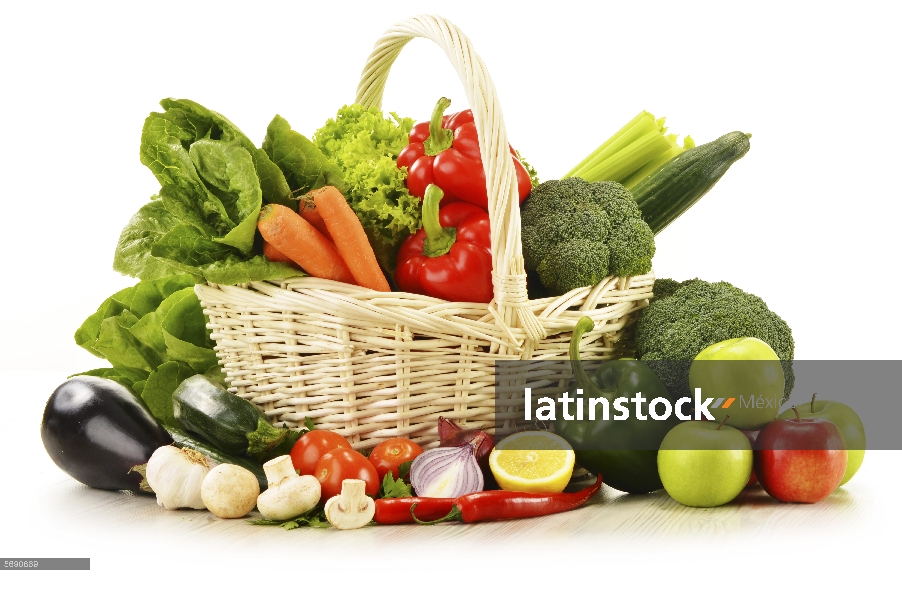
[520,177,656,295]
[536,239,610,295]
[635,278,795,398]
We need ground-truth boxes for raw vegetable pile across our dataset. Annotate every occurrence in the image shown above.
[40,49,864,529]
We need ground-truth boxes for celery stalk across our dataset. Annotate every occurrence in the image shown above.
[565,111,659,178]
[564,111,692,188]
[622,135,695,190]
[578,130,674,184]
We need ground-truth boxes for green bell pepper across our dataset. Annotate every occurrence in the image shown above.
[555,317,679,494]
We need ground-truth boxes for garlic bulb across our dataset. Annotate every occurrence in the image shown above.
[146,445,214,510]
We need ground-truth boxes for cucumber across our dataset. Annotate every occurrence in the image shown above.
[630,131,751,234]
[165,426,267,490]
[172,374,286,459]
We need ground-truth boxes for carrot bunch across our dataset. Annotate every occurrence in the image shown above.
[257,186,390,292]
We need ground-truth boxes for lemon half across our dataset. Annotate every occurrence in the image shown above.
[489,431,576,493]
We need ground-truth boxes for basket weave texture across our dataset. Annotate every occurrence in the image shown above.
[196,15,654,449]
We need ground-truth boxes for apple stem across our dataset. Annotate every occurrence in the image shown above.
[811,393,817,413]
[716,415,730,430]
[792,406,801,422]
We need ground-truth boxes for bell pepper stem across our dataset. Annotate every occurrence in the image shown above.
[422,184,457,258]
[569,317,607,398]
[423,97,454,156]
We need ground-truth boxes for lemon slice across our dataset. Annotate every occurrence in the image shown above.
[489,431,576,493]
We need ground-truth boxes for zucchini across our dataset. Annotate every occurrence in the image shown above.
[172,375,286,459]
[165,426,267,490]
[630,131,751,234]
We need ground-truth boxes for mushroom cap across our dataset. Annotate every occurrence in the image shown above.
[201,463,260,518]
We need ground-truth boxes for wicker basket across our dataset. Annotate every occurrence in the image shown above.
[195,14,654,450]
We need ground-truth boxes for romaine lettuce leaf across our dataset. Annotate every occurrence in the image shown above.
[141,112,232,234]
[112,200,185,281]
[200,253,304,285]
[189,139,262,255]
[263,114,346,196]
[116,99,309,283]
[140,361,197,428]
[72,275,228,424]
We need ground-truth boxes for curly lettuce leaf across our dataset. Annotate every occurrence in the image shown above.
[313,105,420,270]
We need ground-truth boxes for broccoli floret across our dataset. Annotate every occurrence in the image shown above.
[602,194,643,225]
[521,178,594,228]
[522,206,609,271]
[536,240,610,295]
[649,277,685,302]
[520,177,655,294]
[607,217,655,276]
[635,279,795,398]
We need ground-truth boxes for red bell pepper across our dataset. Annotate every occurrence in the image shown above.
[397,97,533,210]
[395,184,493,303]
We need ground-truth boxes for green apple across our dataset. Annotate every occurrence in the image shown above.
[689,337,785,430]
[778,394,865,486]
[658,421,752,507]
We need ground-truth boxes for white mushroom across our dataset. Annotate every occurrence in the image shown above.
[256,455,321,520]
[324,479,375,530]
[201,463,260,518]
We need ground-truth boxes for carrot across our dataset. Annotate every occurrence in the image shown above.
[257,204,356,284]
[309,186,391,292]
[262,240,298,266]
[297,196,334,242]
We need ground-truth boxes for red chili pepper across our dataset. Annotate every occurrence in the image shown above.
[396,97,533,210]
[411,475,603,524]
[374,497,456,525]
[395,184,494,303]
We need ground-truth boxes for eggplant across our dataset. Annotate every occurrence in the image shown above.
[41,376,172,491]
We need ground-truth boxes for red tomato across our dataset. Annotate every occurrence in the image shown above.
[315,448,380,500]
[368,438,424,480]
[289,430,352,475]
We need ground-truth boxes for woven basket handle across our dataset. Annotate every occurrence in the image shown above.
[355,15,544,347]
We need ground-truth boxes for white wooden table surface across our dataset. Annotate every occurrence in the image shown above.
[3,373,895,597]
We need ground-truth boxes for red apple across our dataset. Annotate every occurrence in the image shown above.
[743,429,760,487]
[754,408,847,503]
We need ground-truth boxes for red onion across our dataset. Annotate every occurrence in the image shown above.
[410,438,484,498]
[437,417,496,471]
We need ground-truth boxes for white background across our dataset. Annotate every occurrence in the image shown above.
[1,0,899,596]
